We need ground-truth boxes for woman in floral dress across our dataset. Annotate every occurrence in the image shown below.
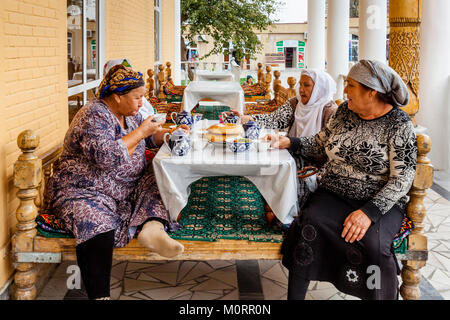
[45,65,184,299]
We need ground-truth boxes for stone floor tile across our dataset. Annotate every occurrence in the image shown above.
[38,277,68,298]
[180,262,215,283]
[430,268,450,285]
[132,292,152,300]
[420,265,437,279]
[428,279,450,292]
[177,261,198,283]
[110,286,122,300]
[190,291,223,300]
[438,290,450,300]
[329,293,344,300]
[341,294,361,300]
[119,295,140,300]
[315,281,336,290]
[428,215,448,228]
[308,281,317,290]
[111,261,127,280]
[137,272,160,282]
[258,260,280,274]
[309,288,339,300]
[191,279,234,291]
[144,261,180,273]
[207,269,238,287]
[141,284,195,300]
[123,278,170,293]
[305,293,314,300]
[146,272,178,286]
[206,260,235,270]
[220,289,239,300]
[261,262,288,286]
[126,262,157,272]
[173,292,194,300]
[260,277,287,300]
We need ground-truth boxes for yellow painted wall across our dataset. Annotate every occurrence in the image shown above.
[105,0,154,78]
[0,0,176,295]
[0,0,68,290]
[161,0,175,66]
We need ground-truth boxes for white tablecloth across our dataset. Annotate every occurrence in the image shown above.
[182,81,245,114]
[152,121,299,224]
[195,70,235,82]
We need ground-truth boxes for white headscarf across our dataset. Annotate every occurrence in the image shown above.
[103,59,155,119]
[288,69,336,138]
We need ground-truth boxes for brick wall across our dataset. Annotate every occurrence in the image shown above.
[0,0,68,290]
[105,0,155,78]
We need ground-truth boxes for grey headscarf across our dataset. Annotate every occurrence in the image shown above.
[347,59,409,107]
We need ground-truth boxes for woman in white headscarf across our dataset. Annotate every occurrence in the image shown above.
[240,69,338,137]
[103,59,155,119]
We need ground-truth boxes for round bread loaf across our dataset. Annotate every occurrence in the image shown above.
[206,123,243,142]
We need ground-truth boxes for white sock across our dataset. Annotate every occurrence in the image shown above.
[137,220,184,258]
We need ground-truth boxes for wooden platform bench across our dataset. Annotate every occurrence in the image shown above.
[10,130,432,300]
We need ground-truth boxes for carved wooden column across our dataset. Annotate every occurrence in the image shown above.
[389,0,421,126]
[165,61,173,82]
[287,77,297,99]
[12,130,41,300]
[157,64,167,101]
[257,62,264,85]
[264,65,272,100]
[389,0,432,300]
[273,70,281,101]
[400,133,433,300]
[146,68,155,99]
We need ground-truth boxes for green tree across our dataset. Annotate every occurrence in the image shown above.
[181,0,281,62]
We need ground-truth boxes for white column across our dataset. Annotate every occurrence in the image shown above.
[306,0,326,70]
[358,0,387,63]
[174,0,182,85]
[417,0,450,171]
[326,0,349,100]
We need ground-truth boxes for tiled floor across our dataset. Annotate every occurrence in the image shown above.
[36,171,450,300]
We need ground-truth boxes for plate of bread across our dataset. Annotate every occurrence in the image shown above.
[205,123,244,144]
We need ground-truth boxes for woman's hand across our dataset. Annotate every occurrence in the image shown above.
[266,134,291,149]
[341,210,372,243]
[240,115,254,124]
[139,116,163,139]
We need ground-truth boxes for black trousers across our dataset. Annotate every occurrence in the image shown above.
[75,230,115,300]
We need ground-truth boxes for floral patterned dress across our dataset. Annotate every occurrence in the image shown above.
[45,99,170,248]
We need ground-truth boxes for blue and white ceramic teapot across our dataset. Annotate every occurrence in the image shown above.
[221,111,240,124]
[163,128,191,156]
[242,120,260,140]
[171,110,194,127]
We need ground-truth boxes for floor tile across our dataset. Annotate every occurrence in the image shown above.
[141,284,195,300]
[260,277,286,300]
[191,279,234,291]
[261,262,288,286]
[123,278,170,293]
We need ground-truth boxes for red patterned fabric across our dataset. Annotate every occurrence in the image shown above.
[242,82,266,96]
[245,100,281,115]
[163,80,186,96]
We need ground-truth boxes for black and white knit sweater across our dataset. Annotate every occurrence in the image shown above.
[289,101,417,223]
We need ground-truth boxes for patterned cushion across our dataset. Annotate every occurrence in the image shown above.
[242,83,265,96]
[163,80,185,96]
[245,100,281,115]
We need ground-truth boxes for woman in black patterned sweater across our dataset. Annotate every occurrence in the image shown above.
[273,60,417,300]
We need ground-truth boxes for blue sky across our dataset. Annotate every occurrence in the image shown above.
[272,0,307,23]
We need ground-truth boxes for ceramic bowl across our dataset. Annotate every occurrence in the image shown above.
[226,138,252,153]
[152,113,167,123]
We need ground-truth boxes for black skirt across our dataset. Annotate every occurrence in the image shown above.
[281,187,404,300]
